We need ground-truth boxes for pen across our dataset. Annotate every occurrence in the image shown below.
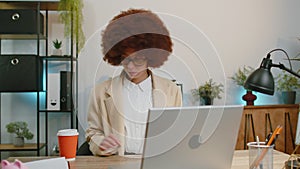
[265,132,272,144]
[265,125,282,147]
[250,125,283,169]
[265,131,280,146]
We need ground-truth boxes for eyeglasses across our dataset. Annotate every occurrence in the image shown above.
[121,56,147,66]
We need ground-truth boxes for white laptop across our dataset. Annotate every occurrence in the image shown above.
[110,105,243,169]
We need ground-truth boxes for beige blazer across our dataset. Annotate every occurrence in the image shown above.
[85,70,182,156]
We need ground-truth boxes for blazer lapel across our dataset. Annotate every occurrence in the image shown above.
[104,74,125,155]
[151,73,168,108]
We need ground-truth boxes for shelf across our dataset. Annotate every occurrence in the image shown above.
[0,1,60,10]
[39,110,72,113]
[0,143,46,151]
[0,91,43,93]
[0,34,46,39]
[0,1,78,157]
[40,56,77,61]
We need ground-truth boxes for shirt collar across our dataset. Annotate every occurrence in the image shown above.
[123,75,152,92]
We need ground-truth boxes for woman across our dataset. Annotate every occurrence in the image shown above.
[86,8,182,156]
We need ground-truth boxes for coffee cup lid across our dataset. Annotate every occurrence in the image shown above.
[57,129,79,136]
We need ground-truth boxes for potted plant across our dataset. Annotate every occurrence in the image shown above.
[276,70,300,104]
[52,39,62,55]
[192,78,224,105]
[230,66,254,87]
[230,66,257,105]
[6,121,34,147]
[58,0,85,52]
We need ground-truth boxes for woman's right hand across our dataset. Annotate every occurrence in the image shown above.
[99,134,121,155]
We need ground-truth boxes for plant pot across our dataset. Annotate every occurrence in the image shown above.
[201,96,213,105]
[52,49,62,56]
[242,90,257,105]
[13,137,24,147]
[281,91,296,104]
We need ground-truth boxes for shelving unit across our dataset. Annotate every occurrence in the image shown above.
[0,0,77,158]
[235,104,299,154]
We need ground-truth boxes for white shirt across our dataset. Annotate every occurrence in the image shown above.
[122,76,153,154]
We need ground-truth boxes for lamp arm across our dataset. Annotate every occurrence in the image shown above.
[267,48,293,70]
[271,63,300,78]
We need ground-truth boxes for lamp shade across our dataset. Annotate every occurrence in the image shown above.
[244,67,275,95]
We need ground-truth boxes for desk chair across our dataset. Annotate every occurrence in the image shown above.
[77,141,93,156]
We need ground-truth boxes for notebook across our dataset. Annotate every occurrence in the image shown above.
[109,105,243,169]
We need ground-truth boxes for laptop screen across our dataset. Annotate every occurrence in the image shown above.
[141,105,243,169]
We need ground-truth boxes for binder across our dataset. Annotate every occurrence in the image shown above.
[60,71,72,111]
[47,73,60,110]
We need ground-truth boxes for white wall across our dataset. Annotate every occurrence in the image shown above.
[78,0,300,118]
[1,0,300,156]
[76,0,300,145]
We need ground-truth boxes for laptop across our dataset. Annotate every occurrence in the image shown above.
[110,105,243,169]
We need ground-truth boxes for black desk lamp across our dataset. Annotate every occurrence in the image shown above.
[244,48,300,95]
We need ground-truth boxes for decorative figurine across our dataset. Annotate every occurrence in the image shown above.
[1,160,28,169]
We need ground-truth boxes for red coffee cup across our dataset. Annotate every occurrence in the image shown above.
[57,129,79,161]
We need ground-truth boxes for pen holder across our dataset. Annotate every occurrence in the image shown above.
[247,142,274,169]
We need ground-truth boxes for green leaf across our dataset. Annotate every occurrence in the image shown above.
[6,121,34,140]
[230,66,254,87]
[58,0,85,52]
[275,70,300,91]
[192,78,224,100]
[52,39,62,49]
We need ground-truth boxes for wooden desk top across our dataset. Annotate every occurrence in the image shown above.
[7,150,290,169]
[244,104,299,109]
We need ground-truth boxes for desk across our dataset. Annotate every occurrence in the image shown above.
[7,150,290,169]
